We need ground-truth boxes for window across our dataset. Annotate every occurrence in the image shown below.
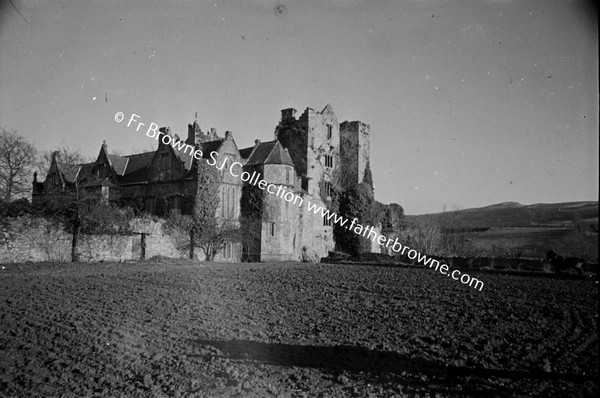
[324,181,333,199]
[323,154,333,168]
[286,168,291,184]
[229,186,235,218]
[327,124,333,140]
[224,242,232,260]
[221,186,237,219]
[323,215,332,226]
[269,222,276,236]
[157,153,171,180]
[222,187,226,217]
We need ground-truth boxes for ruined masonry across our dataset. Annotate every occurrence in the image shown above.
[33,104,373,262]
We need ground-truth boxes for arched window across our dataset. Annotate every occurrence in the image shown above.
[224,242,233,260]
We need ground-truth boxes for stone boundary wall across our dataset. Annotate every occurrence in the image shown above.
[76,235,134,263]
[323,252,598,274]
[130,218,183,259]
[1,217,185,264]
[0,217,71,263]
[442,256,597,274]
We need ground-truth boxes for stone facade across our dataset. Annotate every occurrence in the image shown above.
[33,104,372,262]
[340,121,371,189]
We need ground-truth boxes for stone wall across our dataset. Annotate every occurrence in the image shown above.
[260,163,300,261]
[76,235,133,262]
[297,195,335,262]
[130,217,183,259]
[0,217,71,263]
[340,121,370,189]
[1,216,184,264]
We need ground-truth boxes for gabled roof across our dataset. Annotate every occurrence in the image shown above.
[77,163,95,182]
[170,142,196,171]
[201,139,224,158]
[244,140,294,167]
[120,151,155,184]
[81,177,116,188]
[107,155,129,176]
[239,146,254,160]
[59,164,81,183]
[58,162,95,183]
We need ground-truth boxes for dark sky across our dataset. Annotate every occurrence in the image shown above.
[1,0,597,214]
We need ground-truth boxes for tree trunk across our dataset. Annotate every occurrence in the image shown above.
[189,229,194,259]
[141,233,146,260]
[71,223,80,262]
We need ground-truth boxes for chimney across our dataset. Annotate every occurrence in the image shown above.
[187,123,196,145]
[209,127,217,141]
[255,139,261,145]
[225,131,231,138]
[281,108,297,122]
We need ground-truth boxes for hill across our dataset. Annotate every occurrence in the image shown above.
[406,201,598,229]
[405,201,598,259]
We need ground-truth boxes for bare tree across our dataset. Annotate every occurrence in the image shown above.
[0,127,37,201]
[438,206,473,257]
[162,159,241,261]
[164,213,241,261]
[35,147,122,262]
[36,145,89,178]
[399,220,441,255]
[197,219,240,261]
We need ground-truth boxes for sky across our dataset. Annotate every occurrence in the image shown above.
[0,0,598,215]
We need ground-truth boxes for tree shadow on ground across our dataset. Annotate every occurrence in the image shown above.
[192,338,595,384]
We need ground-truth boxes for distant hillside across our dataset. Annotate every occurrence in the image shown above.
[406,201,598,229]
[404,201,598,260]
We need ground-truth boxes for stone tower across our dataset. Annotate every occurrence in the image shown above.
[274,104,340,261]
[275,104,339,197]
[242,140,298,261]
[339,121,371,190]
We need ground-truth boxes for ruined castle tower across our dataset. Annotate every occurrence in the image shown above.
[187,119,220,146]
[274,104,340,197]
[273,104,341,261]
[339,121,371,190]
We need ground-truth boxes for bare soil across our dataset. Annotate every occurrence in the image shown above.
[0,259,597,397]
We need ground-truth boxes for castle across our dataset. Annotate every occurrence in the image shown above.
[33,104,375,262]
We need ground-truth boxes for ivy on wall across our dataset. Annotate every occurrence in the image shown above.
[334,182,374,256]
[193,158,220,237]
[318,166,342,215]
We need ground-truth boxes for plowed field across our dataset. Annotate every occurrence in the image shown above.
[0,260,597,397]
